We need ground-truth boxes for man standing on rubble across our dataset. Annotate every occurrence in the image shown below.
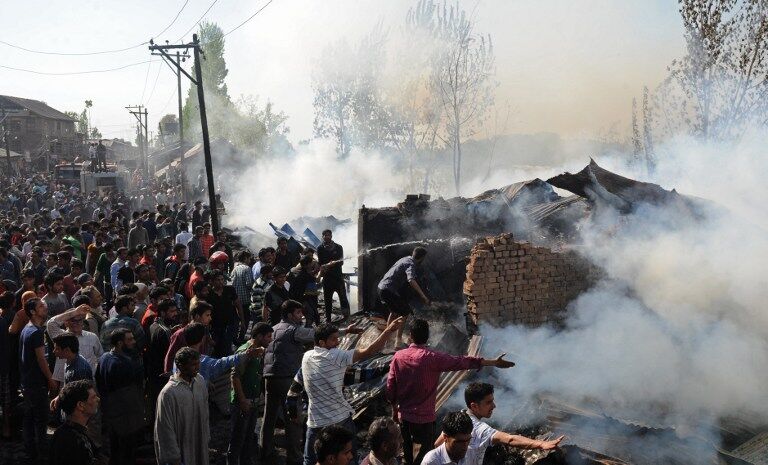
[434,383,563,463]
[377,247,431,346]
[317,229,349,322]
[386,319,515,465]
[301,317,404,465]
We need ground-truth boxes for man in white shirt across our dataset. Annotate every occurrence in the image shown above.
[435,383,563,464]
[301,316,404,465]
[45,305,103,385]
[422,411,479,465]
[174,223,193,261]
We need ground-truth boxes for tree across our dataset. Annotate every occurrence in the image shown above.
[182,21,231,138]
[311,24,392,157]
[180,21,291,156]
[661,0,768,141]
[409,0,496,195]
[65,101,101,140]
[641,86,655,173]
[631,98,642,167]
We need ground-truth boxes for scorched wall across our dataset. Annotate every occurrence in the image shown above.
[464,233,596,326]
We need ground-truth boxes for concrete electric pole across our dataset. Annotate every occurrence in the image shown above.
[126,105,149,172]
[149,34,219,233]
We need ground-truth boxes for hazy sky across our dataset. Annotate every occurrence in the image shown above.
[1,0,684,144]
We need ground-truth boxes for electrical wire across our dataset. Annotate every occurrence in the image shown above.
[176,0,220,42]
[139,58,154,105]
[224,0,275,37]
[0,0,189,56]
[152,0,190,39]
[0,61,152,75]
[144,60,164,106]
[158,87,179,116]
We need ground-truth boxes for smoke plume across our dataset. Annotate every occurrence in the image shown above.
[479,130,768,447]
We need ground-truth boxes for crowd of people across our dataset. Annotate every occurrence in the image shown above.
[0,171,563,465]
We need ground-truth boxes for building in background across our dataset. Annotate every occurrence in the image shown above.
[0,95,82,165]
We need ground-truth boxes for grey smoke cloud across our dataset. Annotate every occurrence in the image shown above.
[478,130,768,446]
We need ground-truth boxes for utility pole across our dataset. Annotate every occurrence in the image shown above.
[0,104,12,176]
[176,52,184,146]
[149,34,219,233]
[126,105,148,172]
[177,51,187,202]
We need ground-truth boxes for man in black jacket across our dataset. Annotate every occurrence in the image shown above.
[317,230,349,322]
[50,380,101,465]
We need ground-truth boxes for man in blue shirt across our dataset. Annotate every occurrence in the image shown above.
[19,297,56,462]
[376,247,431,345]
[53,333,93,384]
[173,322,261,381]
[50,332,94,418]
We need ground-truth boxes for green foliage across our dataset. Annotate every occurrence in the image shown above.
[181,21,291,156]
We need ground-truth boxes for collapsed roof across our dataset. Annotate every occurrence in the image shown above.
[547,159,705,216]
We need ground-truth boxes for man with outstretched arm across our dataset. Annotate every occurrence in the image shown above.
[302,315,405,465]
[386,318,515,465]
[434,382,564,463]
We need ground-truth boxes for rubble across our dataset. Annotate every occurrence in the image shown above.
[354,159,756,465]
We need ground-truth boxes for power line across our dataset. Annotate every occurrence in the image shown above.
[224,0,275,37]
[153,0,190,39]
[176,0,220,42]
[0,0,190,56]
[144,60,164,105]
[0,60,152,75]
[157,87,179,116]
[139,58,154,104]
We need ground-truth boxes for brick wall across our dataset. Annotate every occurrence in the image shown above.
[464,233,595,327]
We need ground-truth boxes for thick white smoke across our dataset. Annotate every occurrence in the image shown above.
[480,131,768,442]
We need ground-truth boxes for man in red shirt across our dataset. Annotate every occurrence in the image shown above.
[200,223,214,259]
[185,257,208,299]
[386,319,515,465]
[140,286,172,334]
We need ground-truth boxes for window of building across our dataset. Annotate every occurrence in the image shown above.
[26,118,36,131]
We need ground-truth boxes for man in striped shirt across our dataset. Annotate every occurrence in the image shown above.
[386,319,515,465]
[301,316,404,465]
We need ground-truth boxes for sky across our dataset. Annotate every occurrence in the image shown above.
[0,0,684,144]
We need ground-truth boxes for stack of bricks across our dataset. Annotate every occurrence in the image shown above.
[464,233,594,327]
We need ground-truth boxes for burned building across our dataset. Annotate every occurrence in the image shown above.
[351,159,752,465]
[358,159,708,327]
[357,179,589,314]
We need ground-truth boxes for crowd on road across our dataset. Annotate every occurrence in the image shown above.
[0,170,563,465]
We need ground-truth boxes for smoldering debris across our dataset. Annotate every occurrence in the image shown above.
[354,148,768,465]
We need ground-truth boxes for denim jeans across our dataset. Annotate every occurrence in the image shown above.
[22,386,49,460]
[227,400,258,465]
[303,416,356,465]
